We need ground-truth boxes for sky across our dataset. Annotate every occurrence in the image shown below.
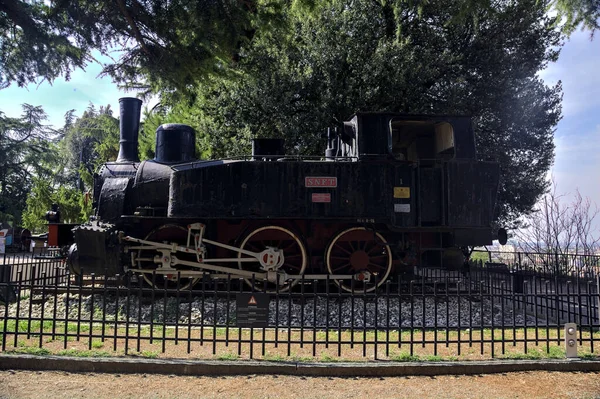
[539,30,600,208]
[0,31,599,210]
[0,52,128,127]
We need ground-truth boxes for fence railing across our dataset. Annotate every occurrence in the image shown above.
[1,249,68,284]
[0,251,599,361]
[471,250,600,278]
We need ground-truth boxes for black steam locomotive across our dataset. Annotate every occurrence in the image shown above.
[67,97,505,292]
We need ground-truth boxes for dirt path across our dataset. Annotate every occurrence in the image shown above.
[1,370,599,398]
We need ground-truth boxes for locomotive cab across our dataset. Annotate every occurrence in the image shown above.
[348,113,500,266]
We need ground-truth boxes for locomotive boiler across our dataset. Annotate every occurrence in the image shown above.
[67,97,505,292]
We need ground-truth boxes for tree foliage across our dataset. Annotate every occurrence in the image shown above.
[21,179,85,233]
[153,0,561,225]
[2,0,566,228]
[1,0,595,94]
[0,105,55,225]
[57,104,120,191]
[17,104,122,231]
[551,0,600,35]
[0,0,283,94]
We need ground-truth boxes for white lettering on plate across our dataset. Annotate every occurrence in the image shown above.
[305,177,337,188]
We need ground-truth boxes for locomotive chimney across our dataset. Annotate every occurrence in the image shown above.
[116,97,143,163]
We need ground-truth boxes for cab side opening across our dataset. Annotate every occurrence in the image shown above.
[390,119,455,162]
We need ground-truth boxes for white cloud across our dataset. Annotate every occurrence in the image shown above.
[552,125,600,205]
[540,30,600,118]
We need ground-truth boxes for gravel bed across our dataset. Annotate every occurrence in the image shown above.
[1,292,540,329]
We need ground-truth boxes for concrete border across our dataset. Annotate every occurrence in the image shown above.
[1,355,599,377]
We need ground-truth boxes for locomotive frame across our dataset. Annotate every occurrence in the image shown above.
[67,98,505,293]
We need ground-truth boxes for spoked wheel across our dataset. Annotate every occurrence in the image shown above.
[237,225,307,292]
[136,224,200,290]
[325,227,393,293]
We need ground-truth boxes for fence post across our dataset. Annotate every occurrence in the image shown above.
[0,256,15,303]
[596,274,600,330]
[564,323,578,358]
[555,252,561,323]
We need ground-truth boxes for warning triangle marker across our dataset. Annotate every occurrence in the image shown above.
[248,296,257,305]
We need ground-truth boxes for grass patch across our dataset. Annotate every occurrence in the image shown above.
[6,346,51,356]
[500,349,544,360]
[91,340,104,349]
[388,353,465,362]
[319,353,340,362]
[579,352,599,360]
[0,320,54,334]
[140,350,159,359]
[215,352,239,361]
[547,346,565,359]
[0,320,92,334]
[263,353,286,362]
[65,323,91,333]
[56,349,112,358]
[390,352,420,362]
[290,354,315,362]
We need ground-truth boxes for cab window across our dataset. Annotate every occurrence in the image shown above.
[390,119,455,162]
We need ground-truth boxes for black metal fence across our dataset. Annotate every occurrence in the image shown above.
[470,249,600,278]
[1,250,599,361]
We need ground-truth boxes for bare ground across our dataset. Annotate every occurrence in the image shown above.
[1,370,600,399]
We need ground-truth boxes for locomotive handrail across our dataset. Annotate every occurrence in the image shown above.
[185,154,360,168]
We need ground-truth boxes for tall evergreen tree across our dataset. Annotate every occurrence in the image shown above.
[155,0,561,225]
[0,0,282,94]
[0,105,55,225]
[20,104,124,230]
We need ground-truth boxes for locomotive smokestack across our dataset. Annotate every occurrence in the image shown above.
[116,97,143,163]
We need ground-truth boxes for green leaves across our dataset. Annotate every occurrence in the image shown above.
[2,0,568,227]
[1,0,270,92]
[2,103,119,230]
[0,105,56,225]
[156,0,562,225]
[550,0,600,36]
[56,104,120,190]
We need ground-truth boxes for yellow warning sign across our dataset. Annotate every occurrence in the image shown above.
[248,296,257,305]
[394,187,410,199]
